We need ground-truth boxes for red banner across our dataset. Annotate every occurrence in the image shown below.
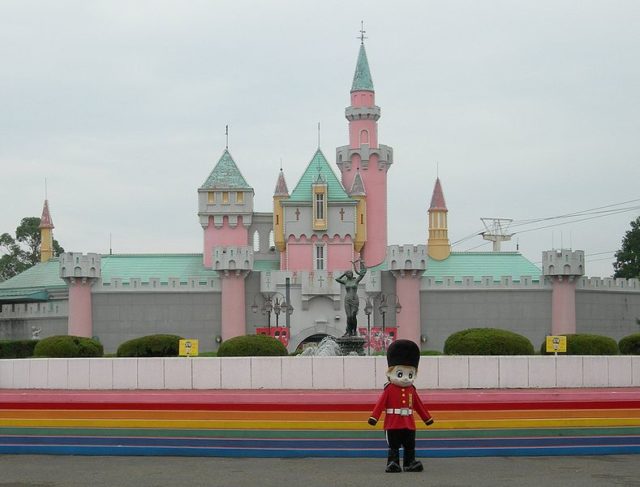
[256,327,289,347]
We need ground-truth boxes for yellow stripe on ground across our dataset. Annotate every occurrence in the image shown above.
[1,417,639,430]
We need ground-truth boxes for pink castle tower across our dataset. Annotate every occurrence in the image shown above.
[336,37,393,267]
[198,149,254,340]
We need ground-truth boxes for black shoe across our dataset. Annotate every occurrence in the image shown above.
[385,461,402,473]
[403,460,424,472]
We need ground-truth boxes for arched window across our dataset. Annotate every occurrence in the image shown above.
[253,231,260,252]
[360,130,369,144]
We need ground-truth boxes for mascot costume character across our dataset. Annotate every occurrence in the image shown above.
[368,339,434,472]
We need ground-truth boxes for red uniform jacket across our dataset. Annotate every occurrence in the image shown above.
[369,383,432,430]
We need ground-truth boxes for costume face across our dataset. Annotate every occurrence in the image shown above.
[387,365,417,387]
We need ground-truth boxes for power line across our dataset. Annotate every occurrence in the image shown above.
[451,199,639,248]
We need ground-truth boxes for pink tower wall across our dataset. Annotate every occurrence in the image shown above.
[67,282,93,338]
[285,235,355,271]
[395,275,422,345]
[360,153,387,267]
[221,274,246,340]
[203,216,248,267]
[551,278,577,335]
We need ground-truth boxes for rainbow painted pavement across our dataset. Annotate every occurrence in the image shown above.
[1,388,640,457]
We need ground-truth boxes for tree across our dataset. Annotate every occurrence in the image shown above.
[613,216,640,279]
[0,217,64,282]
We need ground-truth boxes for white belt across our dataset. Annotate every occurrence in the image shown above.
[386,408,413,416]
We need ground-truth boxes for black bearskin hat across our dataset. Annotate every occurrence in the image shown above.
[387,339,420,368]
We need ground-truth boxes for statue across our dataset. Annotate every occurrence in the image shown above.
[335,259,367,336]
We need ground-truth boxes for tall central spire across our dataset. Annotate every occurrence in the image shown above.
[351,43,374,92]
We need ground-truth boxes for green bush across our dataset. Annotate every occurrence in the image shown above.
[33,335,103,358]
[540,334,618,355]
[117,334,183,357]
[420,350,442,356]
[444,328,534,355]
[0,339,39,358]
[619,333,640,355]
[217,334,287,357]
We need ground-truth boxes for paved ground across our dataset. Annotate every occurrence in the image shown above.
[1,454,640,487]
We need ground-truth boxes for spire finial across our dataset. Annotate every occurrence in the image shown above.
[44,177,48,200]
[280,157,283,171]
[225,125,229,150]
[358,21,367,45]
[317,122,321,149]
[436,161,439,179]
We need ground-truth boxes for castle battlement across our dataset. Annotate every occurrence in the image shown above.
[421,275,546,290]
[542,249,585,277]
[212,246,253,272]
[59,253,101,280]
[387,245,428,272]
[577,276,640,291]
[0,301,67,319]
[96,277,220,292]
[336,144,393,170]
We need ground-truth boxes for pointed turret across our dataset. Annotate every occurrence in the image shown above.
[427,178,451,261]
[351,44,374,92]
[273,169,289,252]
[39,199,55,263]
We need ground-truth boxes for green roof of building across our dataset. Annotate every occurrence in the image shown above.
[0,259,66,291]
[423,252,541,282]
[100,254,217,283]
[253,259,280,271]
[288,149,352,203]
[0,254,218,300]
[351,44,374,92]
[201,149,252,190]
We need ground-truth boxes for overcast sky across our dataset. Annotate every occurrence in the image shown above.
[1,0,638,278]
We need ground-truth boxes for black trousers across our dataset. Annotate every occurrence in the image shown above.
[386,429,416,451]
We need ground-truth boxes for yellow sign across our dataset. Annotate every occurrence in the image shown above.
[179,339,199,357]
[546,335,567,353]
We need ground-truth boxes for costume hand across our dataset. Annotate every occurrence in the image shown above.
[368,417,378,426]
[425,418,434,426]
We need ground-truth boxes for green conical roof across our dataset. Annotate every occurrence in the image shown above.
[201,150,252,190]
[289,149,352,202]
[351,44,374,92]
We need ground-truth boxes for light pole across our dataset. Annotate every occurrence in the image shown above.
[364,297,373,355]
[251,295,273,334]
[272,293,294,330]
[377,293,401,351]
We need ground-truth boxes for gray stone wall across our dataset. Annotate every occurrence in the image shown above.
[92,292,221,353]
[0,317,67,340]
[576,290,640,341]
[420,289,552,351]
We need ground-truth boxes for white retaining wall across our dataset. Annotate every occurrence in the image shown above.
[1,356,640,390]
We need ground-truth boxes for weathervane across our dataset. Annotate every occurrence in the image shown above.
[358,21,367,44]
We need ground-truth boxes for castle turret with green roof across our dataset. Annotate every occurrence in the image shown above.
[198,149,254,268]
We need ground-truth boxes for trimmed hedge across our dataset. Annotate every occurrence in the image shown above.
[217,335,288,357]
[444,328,534,355]
[33,335,103,358]
[619,333,640,355]
[540,334,618,355]
[117,334,183,357]
[0,339,39,358]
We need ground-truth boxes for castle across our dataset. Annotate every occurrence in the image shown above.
[1,40,639,353]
